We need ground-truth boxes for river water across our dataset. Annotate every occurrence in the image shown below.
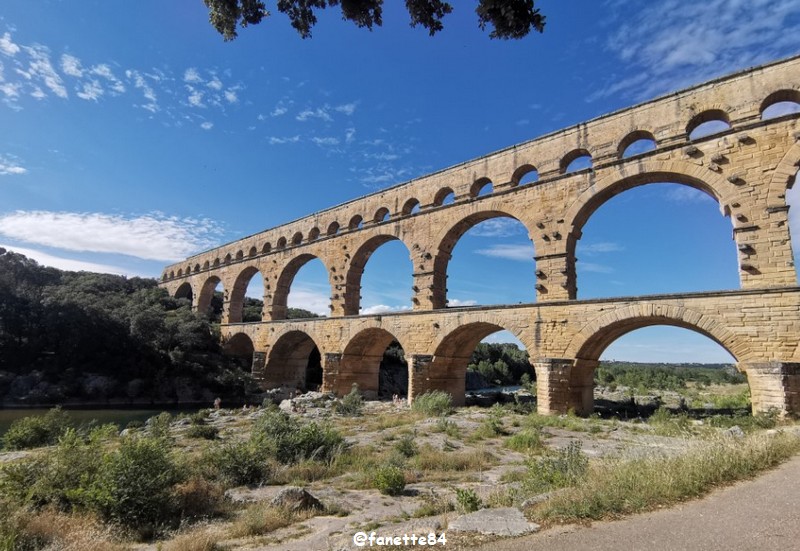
[0,407,201,438]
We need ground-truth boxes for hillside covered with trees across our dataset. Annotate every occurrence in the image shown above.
[0,248,261,406]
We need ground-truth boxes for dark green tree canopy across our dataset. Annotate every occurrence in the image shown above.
[204,0,545,40]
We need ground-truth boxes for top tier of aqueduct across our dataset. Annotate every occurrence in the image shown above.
[161,54,800,315]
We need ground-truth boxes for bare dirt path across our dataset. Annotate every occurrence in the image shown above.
[477,454,800,551]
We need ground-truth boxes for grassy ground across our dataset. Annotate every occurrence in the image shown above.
[0,386,797,550]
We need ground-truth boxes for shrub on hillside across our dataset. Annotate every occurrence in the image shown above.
[411,391,453,417]
[372,465,405,496]
[2,407,70,450]
[252,408,345,464]
[333,384,364,416]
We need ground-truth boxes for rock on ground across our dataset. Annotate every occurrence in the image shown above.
[448,508,540,537]
[270,486,323,512]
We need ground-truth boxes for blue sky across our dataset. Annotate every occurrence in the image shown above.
[1,0,799,363]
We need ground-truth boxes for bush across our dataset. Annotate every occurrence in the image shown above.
[91,435,182,531]
[506,429,543,453]
[186,424,219,440]
[147,412,173,439]
[2,407,71,450]
[524,441,588,495]
[455,487,482,513]
[253,409,344,464]
[173,477,227,519]
[411,391,453,417]
[372,465,405,496]
[394,434,419,458]
[203,440,273,487]
[334,384,364,416]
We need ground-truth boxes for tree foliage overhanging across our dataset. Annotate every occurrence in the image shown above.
[0,248,257,405]
[204,0,546,40]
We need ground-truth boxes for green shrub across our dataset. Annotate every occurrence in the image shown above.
[455,487,482,513]
[372,465,405,496]
[433,416,461,438]
[334,384,364,416]
[203,440,273,487]
[394,434,419,458]
[186,424,219,440]
[411,391,453,417]
[253,409,344,464]
[2,407,71,450]
[147,412,173,439]
[91,435,182,531]
[126,420,145,430]
[524,441,588,495]
[506,429,543,453]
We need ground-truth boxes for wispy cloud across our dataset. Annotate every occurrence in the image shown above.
[360,304,412,315]
[287,286,330,316]
[0,33,20,56]
[60,54,83,77]
[474,243,534,262]
[580,242,624,255]
[312,136,339,146]
[590,0,800,102]
[335,102,357,116]
[447,298,478,307]
[268,135,300,145]
[664,186,713,203]
[577,261,614,273]
[297,106,332,122]
[469,218,527,238]
[1,244,135,276]
[200,121,213,130]
[0,154,27,175]
[0,211,224,261]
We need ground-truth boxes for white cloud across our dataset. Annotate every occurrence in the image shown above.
[580,242,624,255]
[481,330,524,347]
[183,67,201,83]
[0,211,224,261]
[447,298,478,307]
[345,127,356,144]
[187,87,204,107]
[335,102,357,115]
[592,0,800,102]
[224,89,238,103]
[0,82,21,100]
[360,304,412,315]
[23,45,67,98]
[469,218,527,238]
[91,64,125,94]
[207,76,223,90]
[200,121,213,130]
[312,136,340,146]
[664,186,713,203]
[268,135,300,145]
[578,261,614,274]
[297,107,332,122]
[76,79,103,101]
[0,154,27,175]
[126,69,158,113]
[287,286,330,316]
[60,54,83,77]
[0,33,20,56]
[474,244,534,262]
[1,244,134,276]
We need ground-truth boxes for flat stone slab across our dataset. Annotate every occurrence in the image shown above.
[448,507,540,537]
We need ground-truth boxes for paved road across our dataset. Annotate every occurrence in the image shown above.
[477,454,800,551]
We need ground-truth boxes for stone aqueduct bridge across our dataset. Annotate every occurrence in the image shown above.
[161,56,800,416]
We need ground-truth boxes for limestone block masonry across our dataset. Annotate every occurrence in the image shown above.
[160,56,800,417]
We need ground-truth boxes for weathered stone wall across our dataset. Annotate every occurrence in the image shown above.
[160,56,800,416]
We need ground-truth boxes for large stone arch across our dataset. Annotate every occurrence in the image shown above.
[555,303,747,416]
[564,303,745,362]
[197,275,223,317]
[563,162,742,299]
[430,208,537,309]
[262,329,323,391]
[343,235,413,315]
[174,281,194,303]
[228,265,265,324]
[337,327,409,398]
[272,253,331,320]
[424,321,532,406]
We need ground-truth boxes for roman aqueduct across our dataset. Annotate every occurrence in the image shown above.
[161,56,800,416]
